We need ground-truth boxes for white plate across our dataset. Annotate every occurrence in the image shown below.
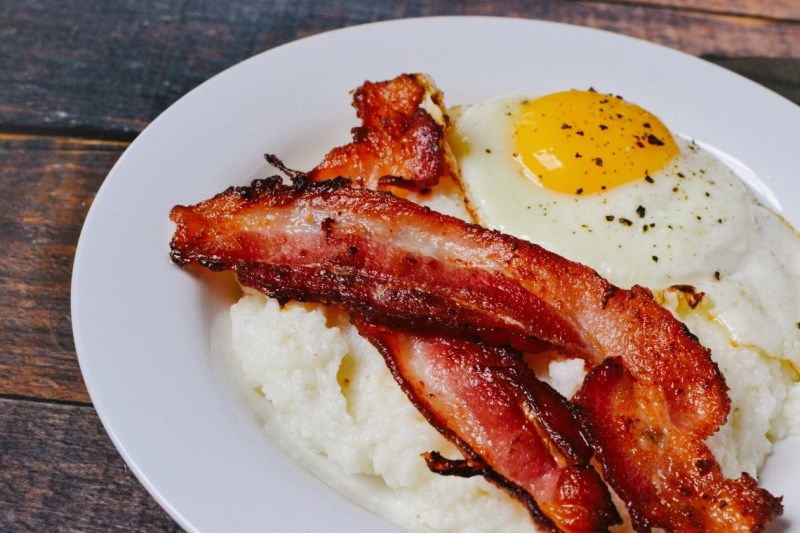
[72,16,800,532]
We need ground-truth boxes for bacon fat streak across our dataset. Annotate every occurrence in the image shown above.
[170,177,782,531]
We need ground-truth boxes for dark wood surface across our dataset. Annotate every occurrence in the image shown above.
[2,1,798,531]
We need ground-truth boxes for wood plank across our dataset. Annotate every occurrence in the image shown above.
[2,0,798,138]
[0,135,125,404]
[604,0,800,20]
[706,57,800,105]
[2,3,798,532]
[0,398,181,531]
[553,2,800,58]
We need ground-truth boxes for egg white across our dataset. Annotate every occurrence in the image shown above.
[449,94,800,476]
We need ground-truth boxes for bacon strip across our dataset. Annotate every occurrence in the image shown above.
[170,177,724,432]
[169,177,782,531]
[576,358,782,531]
[356,322,620,532]
[300,73,453,190]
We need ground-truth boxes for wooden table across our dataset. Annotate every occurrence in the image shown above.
[2,1,798,530]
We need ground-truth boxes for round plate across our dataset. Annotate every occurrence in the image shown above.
[72,16,800,532]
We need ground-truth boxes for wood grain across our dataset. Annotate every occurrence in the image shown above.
[0,135,125,404]
[0,398,182,532]
[2,0,798,140]
[2,1,799,531]
[608,0,800,20]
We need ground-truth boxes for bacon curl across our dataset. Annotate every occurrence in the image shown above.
[289,73,453,191]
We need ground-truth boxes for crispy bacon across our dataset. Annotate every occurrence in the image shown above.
[297,73,453,190]
[576,358,783,531]
[356,322,620,532]
[170,177,782,531]
[170,177,580,355]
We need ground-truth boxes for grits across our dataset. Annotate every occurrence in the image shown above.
[228,294,535,532]
[226,290,798,532]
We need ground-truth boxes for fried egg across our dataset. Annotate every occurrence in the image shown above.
[449,90,800,476]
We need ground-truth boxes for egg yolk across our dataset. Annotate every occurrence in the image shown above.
[514,90,678,195]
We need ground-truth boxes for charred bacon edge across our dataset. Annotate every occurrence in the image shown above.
[264,154,304,179]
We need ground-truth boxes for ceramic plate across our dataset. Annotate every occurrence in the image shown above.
[72,16,800,532]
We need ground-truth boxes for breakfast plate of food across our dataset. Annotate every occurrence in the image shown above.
[72,16,799,532]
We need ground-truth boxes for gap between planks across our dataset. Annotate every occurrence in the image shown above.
[0,392,93,409]
[0,125,137,145]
